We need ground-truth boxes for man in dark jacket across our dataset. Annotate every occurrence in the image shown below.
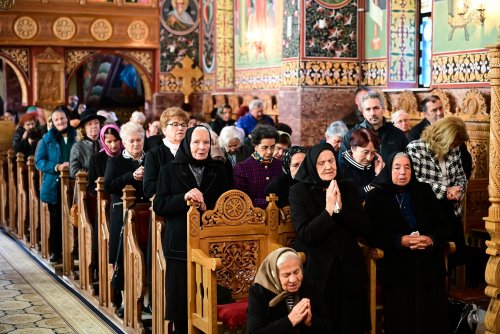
[339,91,408,162]
[407,95,472,179]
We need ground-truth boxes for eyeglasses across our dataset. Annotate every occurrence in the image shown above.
[167,122,188,128]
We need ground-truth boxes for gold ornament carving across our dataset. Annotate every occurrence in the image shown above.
[122,51,152,76]
[396,90,419,115]
[65,50,95,75]
[459,88,488,121]
[209,241,259,295]
[90,19,113,42]
[14,16,38,40]
[127,21,148,42]
[300,61,359,86]
[432,52,489,84]
[0,48,29,76]
[53,17,76,41]
[203,190,266,227]
[235,67,282,90]
[431,88,451,115]
[361,61,387,86]
[0,0,15,10]
[468,139,489,179]
[281,61,300,87]
[37,47,61,60]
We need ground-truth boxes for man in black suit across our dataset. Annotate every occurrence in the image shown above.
[408,95,472,179]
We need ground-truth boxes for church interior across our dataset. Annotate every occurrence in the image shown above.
[0,0,499,333]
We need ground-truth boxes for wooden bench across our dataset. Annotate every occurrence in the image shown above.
[151,200,170,334]
[7,149,17,234]
[76,171,96,297]
[0,151,7,227]
[27,156,40,251]
[122,185,149,334]
[16,152,28,243]
[187,189,282,334]
[96,177,115,312]
[61,167,77,278]
[39,169,51,260]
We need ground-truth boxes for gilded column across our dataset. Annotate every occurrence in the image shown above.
[484,36,500,334]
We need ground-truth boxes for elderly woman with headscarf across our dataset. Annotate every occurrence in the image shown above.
[153,125,231,333]
[104,121,147,317]
[247,247,332,334]
[233,124,282,209]
[289,143,370,334]
[265,146,306,208]
[219,125,252,167]
[364,152,450,334]
[35,108,77,263]
[407,116,469,265]
[69,109,106,178]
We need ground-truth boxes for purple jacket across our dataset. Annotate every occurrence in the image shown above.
[233,157,283,209]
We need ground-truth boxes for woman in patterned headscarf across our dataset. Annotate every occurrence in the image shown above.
[247,247,332,333]
[265,146,307,207]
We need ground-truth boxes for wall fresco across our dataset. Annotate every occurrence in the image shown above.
[282,0,300,59]
[304,0,358,58]
[389,0,416,82]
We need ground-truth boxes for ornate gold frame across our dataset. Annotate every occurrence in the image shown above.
[34,57,65,109]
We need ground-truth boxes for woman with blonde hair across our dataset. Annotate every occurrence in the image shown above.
[407,116,469,265]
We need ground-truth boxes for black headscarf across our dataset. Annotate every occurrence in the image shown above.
[282,145,307,176]
[294,143,336,188]
[173,125,214,167]
[371,151,417,193]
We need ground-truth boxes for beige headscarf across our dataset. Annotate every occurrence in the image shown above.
[253,247,302,307]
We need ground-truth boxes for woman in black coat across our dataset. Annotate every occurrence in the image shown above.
[289,143,371,334]
[247,247,332,334]
[104,122,147,316]
[153,126,232,333]
[265,146,306,208]
[364,152,450,334]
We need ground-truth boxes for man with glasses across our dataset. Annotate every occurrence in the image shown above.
[339,92,407,162]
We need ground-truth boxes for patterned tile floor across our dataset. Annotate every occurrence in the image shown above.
[0,231,117,333]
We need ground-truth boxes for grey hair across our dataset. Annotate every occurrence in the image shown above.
[360,91,385,110]
[249,99,263,111]
[276,250,302,269]
[120,121,145,142]
[394,152,411,161]
[219,125,245,149]
[130,111,146,124]
[391,109,409,123]
[325,121,349,139]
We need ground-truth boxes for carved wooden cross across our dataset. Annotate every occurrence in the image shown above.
[170,56,203,103]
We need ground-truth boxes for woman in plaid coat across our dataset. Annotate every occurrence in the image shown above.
[406,116,469,265]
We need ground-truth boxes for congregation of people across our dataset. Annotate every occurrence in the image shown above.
[4,86,474,334]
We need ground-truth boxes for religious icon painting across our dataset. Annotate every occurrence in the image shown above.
[161,0,199,35]
[315,0,351,9]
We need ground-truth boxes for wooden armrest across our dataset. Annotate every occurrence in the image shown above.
[359,242,384,260]
[191,248,222,271]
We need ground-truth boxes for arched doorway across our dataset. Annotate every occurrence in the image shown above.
[66,51,152,124]
[0,56,29,117]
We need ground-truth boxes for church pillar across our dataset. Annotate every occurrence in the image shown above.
[484,35,500,334]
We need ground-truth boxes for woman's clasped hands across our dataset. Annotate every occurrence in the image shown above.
[288,298,312,327]
[401,232,433,250]
[325,180,342,216]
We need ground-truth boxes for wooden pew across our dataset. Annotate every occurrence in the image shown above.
[96,177,115,312]
[39,169,51,260]
[0,150,7,227]
[16,152,28,242]
[76,171,95,297]
[7,149,17,235]
[122,185,148,334]
[27,156,40,251]
[60,167,77,278]
[151,200,170,334]
[187,189,281,334]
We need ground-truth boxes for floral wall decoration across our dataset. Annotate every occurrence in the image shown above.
[159,29,199,73]
[304,0,358,58]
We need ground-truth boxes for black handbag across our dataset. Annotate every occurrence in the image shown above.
[111,207,132,289]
